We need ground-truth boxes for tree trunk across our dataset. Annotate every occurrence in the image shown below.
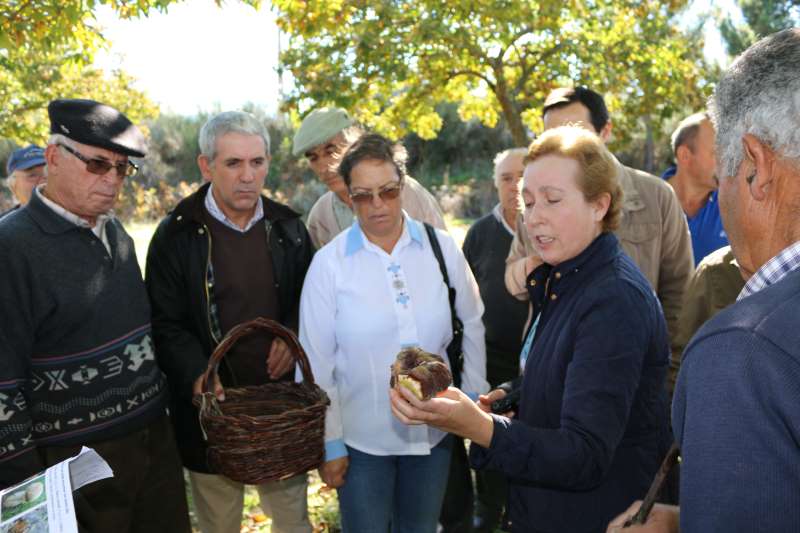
[493,73,529,147]
[643,116,655,174]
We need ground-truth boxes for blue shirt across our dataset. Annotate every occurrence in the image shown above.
[686,190,728,265]
[661,169,728,265]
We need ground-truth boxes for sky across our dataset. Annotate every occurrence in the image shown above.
[94,1,286,116]
[93,0,740,117]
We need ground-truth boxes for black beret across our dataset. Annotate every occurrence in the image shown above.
[48,99,147,158]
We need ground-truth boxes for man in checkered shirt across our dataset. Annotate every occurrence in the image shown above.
[609,28,800,533]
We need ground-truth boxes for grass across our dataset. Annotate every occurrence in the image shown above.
[128,216,477,532]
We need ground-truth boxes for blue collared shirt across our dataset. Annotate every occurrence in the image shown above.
[686,190,728,265]
[299,213,488,460]
[661,170,728,265]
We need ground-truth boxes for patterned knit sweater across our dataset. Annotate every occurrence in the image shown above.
[0,193,167,488]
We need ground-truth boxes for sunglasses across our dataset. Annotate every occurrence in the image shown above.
[58,143,138,178]
[349,184,403,205]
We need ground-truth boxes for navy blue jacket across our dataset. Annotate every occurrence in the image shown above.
[471,232,671,533]
[673,267,800,532]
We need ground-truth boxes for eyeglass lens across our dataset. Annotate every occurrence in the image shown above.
[60,143,136,178]
[350,186,402,204]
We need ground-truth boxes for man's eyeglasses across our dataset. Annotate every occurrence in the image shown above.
[58,143,138,178]
[349,184,403,205]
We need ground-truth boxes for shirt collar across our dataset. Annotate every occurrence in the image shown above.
[492,203,516,236]
[345,211,423,256]
[204,183,264,233]
[738,240,800,300]
[35,185,112,231]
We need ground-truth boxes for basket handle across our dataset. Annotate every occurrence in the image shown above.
[199,317,315,395]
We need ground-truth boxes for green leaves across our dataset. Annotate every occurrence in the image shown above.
[276,0,713,150]
[0,0,260,142]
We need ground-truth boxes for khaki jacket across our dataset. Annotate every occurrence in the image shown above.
[306,175,447,248]
[667,246,744,394]
[505,158,693,342]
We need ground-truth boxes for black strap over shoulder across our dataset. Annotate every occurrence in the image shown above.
[424,223,464,388]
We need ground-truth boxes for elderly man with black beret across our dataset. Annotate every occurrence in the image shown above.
[0,99,190,532]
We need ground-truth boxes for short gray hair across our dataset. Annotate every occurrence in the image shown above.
[711,28,800,179]
[48,133,73,149]
[493,147,527,185]
[47,134,78,168]
[671,112,710,155]
[198,111,271,162]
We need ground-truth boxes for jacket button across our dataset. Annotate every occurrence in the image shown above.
[177,215,183,221]
[198,228,205,235]
[555,272,562,279]
[550,293,557,301]
[529,279,536,287]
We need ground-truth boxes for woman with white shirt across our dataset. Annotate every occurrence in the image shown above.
[299,133,488,533]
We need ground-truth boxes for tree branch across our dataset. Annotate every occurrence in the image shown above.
[445,69,496,91]
[500,26,533,61]
[514,41,565,95]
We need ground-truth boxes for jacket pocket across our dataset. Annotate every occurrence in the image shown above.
[616,222,660,286]
[616,221,658,244]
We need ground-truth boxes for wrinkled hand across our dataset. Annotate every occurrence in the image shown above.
[319,457,349,489]
[606,501,680,533]
[268,338,294,379]
[193,372,225,401]
[477,388,515,417]
[389,386,494,447]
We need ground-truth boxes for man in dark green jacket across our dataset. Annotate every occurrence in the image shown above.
[146,111,315,533]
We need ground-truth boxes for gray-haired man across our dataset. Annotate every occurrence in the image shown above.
[609,28,800,533]
[146,111,315,533]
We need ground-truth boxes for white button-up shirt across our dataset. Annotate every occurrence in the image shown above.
[299,213,488,460]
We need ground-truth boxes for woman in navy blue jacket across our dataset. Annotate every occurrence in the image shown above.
[391,126,672,533]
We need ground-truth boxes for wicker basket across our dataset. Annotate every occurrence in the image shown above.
[193,317,329,484]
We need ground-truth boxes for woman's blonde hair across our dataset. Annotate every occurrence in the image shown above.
[524,126,623,231]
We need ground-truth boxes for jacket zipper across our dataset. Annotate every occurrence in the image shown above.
[203,224,221,346]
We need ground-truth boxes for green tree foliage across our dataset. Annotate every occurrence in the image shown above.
[0,0,260,143]
[719,0,799,56]
[0,44,160,143]
[403,102,515,186]
[274,0,713,149]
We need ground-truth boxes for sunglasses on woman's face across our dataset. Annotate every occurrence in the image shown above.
[58,143,138,178]
[348,183,403,205]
